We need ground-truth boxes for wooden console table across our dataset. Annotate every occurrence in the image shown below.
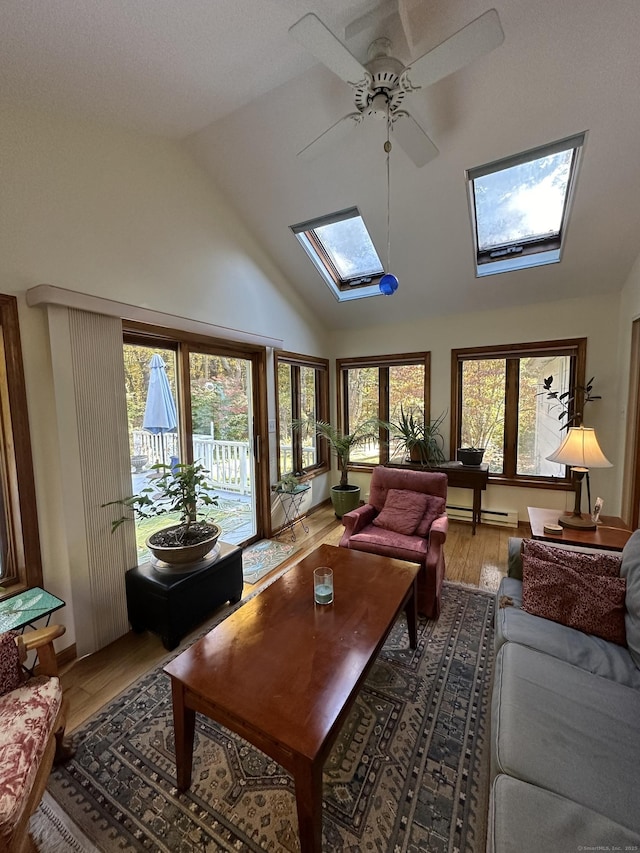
[385,461,489,534]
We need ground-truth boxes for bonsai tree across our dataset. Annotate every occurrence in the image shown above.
[381,407,447,465]
[293,417,380,488]
[104,461,218,547]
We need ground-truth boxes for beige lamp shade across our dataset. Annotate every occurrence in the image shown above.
[546,426,612,469]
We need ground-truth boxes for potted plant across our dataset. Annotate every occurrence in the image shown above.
[457,446,485,466]
[274,472,301,493]
[382,407,447,465]
[293,418,379,518]
[541,375,600,430]
[104,461,220,567]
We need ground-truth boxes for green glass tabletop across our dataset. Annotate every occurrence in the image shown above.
[0,587,65,632]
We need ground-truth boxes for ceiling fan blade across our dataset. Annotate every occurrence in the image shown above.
[297,113,363,161]
[404,8,504,90]
[391,112,439,167]
[289,13,369,87]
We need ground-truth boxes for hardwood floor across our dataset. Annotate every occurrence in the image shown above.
[59,504,526,733]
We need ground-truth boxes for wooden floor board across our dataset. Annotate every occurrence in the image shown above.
[59,504,522,733]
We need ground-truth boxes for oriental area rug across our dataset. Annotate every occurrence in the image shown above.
[40,582,495,852]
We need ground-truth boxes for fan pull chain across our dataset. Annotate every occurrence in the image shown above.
[379,111,399,295]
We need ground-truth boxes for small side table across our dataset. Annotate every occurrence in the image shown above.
[0,587,65,633]
[125,541,243,650]
[275,484,310,541]
[527,507,632,552]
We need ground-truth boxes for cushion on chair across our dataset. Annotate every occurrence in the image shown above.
[0,676,63,837]
[348,525,429,563]
[414,495,447,537]
[372,489,430,535]
[0,632,21,697]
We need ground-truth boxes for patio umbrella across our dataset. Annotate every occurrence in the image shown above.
[143,354,178,464]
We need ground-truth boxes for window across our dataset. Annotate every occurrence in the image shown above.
[466,133,586,276]
[451,339,587,484]
[337,353,430,467]
[291,207,385,302]
[123,326,268,563]
[276,352,329,478]
[0,295,43,597]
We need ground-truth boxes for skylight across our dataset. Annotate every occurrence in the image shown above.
[466,132,586,277]
[291,207,385,302]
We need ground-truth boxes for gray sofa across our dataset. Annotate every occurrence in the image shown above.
[487,530,640,852]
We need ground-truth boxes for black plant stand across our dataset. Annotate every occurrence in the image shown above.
[125,541,243,650]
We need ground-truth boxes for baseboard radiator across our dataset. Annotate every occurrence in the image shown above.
[446,504,519,528]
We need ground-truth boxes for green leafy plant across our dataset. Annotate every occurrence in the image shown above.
[542,375,601,430]
[381,406,447,465]
[275,472,300,493]
[293,418,380,488]
[103,461,218,545]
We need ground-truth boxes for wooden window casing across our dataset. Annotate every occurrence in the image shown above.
[275,351,330,480]
[337,352,431,472]
[0,294,43,597]
[451,338,587,488]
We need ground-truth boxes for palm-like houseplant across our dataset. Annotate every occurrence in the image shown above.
[382,406,447,465]
[104,461,220,566]
[293,417,380,517]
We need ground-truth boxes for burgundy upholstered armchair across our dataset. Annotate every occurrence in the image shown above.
[339,466,448,618]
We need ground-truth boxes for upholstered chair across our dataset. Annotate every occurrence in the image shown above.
[0,624,68,853]
[339,466,448,618]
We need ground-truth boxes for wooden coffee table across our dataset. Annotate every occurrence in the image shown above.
[164,543,419,853]
[527,506,632,552]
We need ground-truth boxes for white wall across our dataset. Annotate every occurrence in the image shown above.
[0,105,330,651]
[328,293,622,521]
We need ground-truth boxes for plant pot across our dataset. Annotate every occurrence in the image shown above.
[409,445,425,464]
[457,448,485,466]
[330,485,361,519]
[131,454,148,473]
[146,522,221,566]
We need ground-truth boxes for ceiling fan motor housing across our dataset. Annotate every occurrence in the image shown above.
[355,54,407,118]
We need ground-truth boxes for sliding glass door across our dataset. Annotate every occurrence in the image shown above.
[123,333,264,564]
[188,351,256,545]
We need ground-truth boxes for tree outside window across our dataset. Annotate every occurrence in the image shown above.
[452,339,587,483]
[276,353,329,479]
[338,353,430,467]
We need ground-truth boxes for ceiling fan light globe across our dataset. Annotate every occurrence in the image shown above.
[380,274,399,295]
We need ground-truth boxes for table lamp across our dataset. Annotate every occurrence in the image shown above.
[546,426,612,530]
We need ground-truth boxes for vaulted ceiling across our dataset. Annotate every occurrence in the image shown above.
[3,0,640,329]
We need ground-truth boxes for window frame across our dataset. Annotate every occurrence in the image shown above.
[0,294,43,598]
[275,351,330,480]
[450,338,587,488]
[466,132,586,277]
[290,207,385,302]
[123,322,270,543]
[337,352,431,471]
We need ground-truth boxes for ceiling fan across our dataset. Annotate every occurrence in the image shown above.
[289,7,504,166]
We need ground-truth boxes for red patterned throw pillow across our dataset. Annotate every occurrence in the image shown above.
[0,630,22,696]
[373,489,430,536]
[521,554,627,645]
[523,539,621,577]
[414,495,447,538]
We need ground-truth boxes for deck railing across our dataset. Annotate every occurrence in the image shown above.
[132,431,317,494]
